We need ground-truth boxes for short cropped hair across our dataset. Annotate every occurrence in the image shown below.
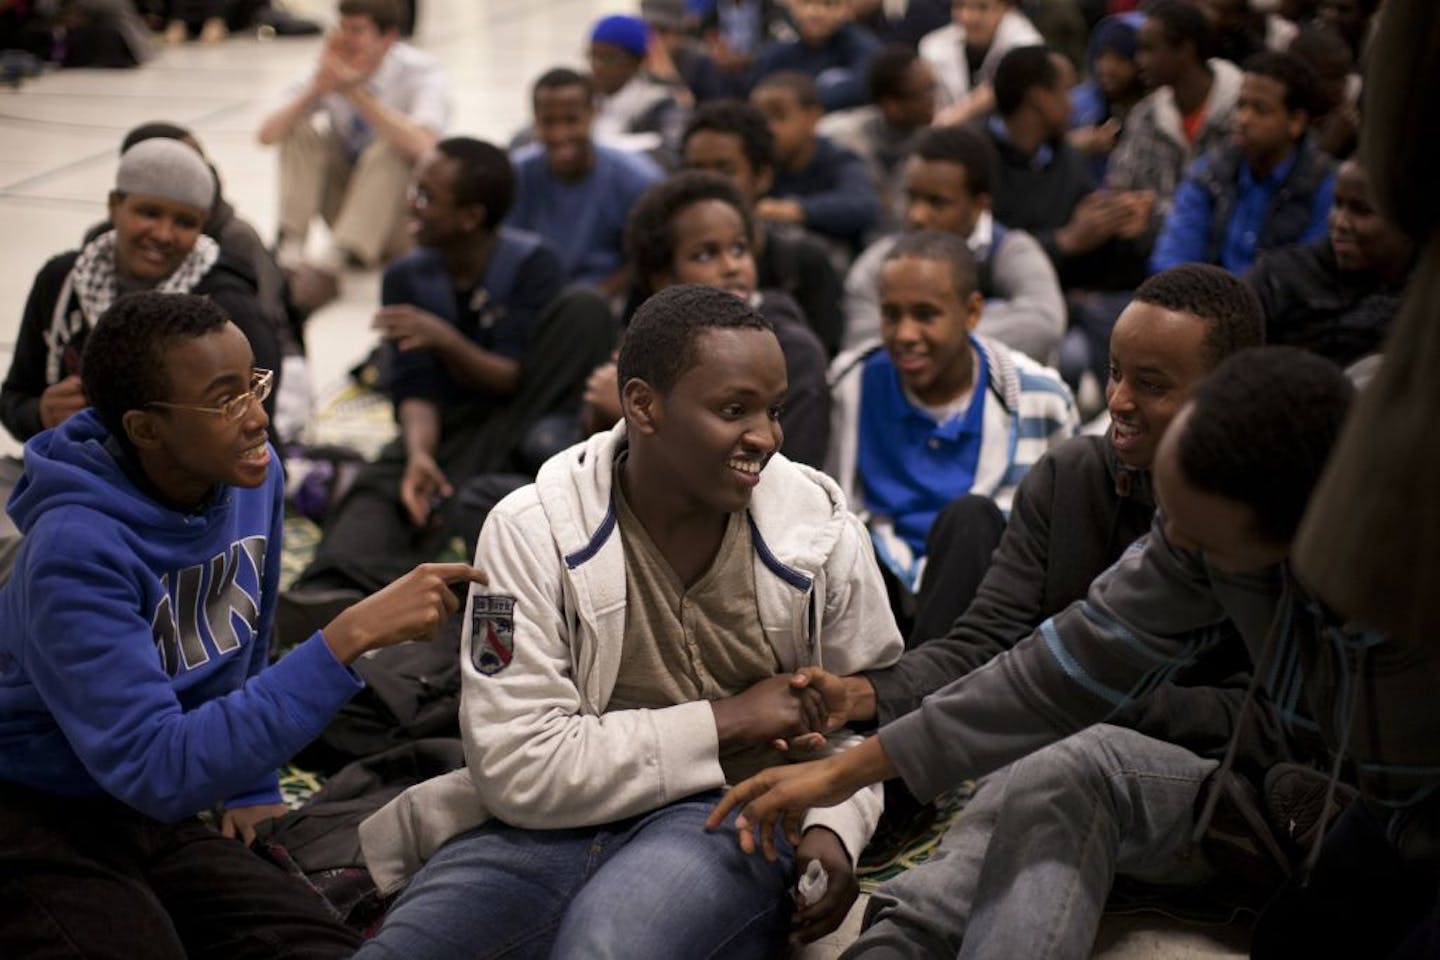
[624,171,755,298]
[868,44,921,103]
[337,0,403,33]
[753,71,821,110]
[682,100,776,172]
[120,121,192,155]
[82,292,233,440]
[1243,50,1319,116]
[883,229,979,300]
[1133,264,1265,368]
[436,137,514,229]
[1178,347,1354,543]
[618,285,772,397]
[993,46,1059,117]
[912,125,997,198]
[533,67,594,102]
[1143,0,1215,62]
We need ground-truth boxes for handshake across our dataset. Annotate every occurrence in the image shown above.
[709,667,872,756]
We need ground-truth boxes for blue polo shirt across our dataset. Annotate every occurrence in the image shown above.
[856,340,989,561]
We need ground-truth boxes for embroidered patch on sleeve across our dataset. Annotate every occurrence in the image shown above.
[470,595,516,676]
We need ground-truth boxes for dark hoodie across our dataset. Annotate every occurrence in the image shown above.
[0,248,280,444]
[865,432,1296,784]
[0,410,362,821]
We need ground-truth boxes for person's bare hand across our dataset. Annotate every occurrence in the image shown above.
[711,674,832,750]
[706,757,855,860]
[220,802,288,847]
[373,305,456,353]
[1057,191,1132,255]
[772,667,852,755]
[1069,118,1121,157]
[323,563,488,664]
[791,827,859,945]
[1114,190,1155,240]
[39,375,86,429]
[755,198,805,225]
[399,452,452,528]
[581,361,622,431]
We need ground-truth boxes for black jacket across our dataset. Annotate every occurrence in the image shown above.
[1,250,280,443]
[1246,238,1408,367]
[757,290,830,470]
[756,222,844,356]
[865,433,1296,783]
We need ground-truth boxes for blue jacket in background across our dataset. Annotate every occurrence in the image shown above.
[0,411,362,820]
[1150,139,1335,275]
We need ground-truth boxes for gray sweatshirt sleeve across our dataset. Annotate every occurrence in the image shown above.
[878,520,1231,802]
[975,229,1067,365]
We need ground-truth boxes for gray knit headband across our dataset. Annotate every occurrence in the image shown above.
[114,138,215,212]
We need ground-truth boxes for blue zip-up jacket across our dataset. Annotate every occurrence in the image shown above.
[0,411,363,820]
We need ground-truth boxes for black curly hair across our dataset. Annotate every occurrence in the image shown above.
[1133,264,1265,368]
[1177,346,1353,543]
[436,136,514,229]
[882,229,979,301]
[81,292,233,440]
[618,285,772,398]
[624,171,755,299]
[682,99,777,173]
[912,125,997,198]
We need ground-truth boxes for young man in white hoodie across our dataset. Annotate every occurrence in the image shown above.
[355,284,903,958]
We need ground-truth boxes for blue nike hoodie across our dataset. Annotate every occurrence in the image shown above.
[0,410,363,820]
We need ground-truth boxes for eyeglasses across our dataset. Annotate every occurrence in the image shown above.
[148,368,273,421]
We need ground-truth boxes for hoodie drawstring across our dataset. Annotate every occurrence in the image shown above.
[1190,575,1293,851]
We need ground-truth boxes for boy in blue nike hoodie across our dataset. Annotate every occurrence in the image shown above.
[0,291,486,958]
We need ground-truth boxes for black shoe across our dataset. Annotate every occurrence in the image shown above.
[1199,770,1292,908]
[1263,762,1358,856]
[275,587,364,654]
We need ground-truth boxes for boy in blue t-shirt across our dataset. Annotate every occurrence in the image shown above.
[0,291,485,956]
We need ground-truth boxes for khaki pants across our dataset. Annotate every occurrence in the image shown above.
[277,119,412,267]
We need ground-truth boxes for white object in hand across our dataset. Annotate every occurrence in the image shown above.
[797,858,829,906]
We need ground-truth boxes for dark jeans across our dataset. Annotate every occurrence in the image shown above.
[0,782,359,959]
[908,494,1007,646]
[1251,801,1440,960]
[295,287,615,595]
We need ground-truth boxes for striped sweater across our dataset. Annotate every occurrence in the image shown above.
[826,334,1077,587]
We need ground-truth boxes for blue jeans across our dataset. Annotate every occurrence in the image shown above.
[356,790,794,960]
[848,725,1218,960]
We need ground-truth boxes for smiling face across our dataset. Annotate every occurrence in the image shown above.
[1328,160,1413,276]
[534,83,595,180]
[1106,300,1212,469]
[108,192,207,285]
[407,150,482,248]
[878,254,982,407]
[129,322,272,508]
[331,13,396,76]
[628,326,787,515]
[657,200,757,300]
[1153,404,1290,573]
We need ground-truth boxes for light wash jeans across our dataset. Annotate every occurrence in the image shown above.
[847,725,1219,960]
[355,790,794,960]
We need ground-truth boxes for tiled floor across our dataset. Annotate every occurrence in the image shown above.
[0,4,1249,956]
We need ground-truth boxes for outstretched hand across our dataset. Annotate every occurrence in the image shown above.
[323,562,488,664]
[706,736,897,860]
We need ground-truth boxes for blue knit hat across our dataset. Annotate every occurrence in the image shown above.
[591,14,649,58]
